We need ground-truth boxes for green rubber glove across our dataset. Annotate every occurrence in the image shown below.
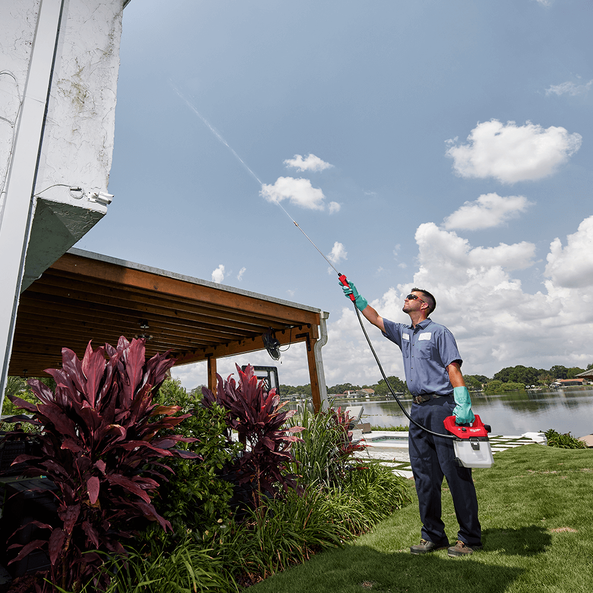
[340,280,368,312]
[453,386,475,425]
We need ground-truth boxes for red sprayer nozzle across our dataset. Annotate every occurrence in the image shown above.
[338,273,356,302]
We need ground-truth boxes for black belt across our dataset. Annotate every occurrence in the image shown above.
[412,394,452,404]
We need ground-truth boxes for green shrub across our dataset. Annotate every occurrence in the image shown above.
[371,424,409,431]
[87,537,239,593]
[484,380,526,394]
[232,462,412,586]
[288,403,364,488]
[544,428,587,449]
[149,379,240,540]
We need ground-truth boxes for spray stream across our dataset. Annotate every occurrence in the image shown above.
[170,80,340,272]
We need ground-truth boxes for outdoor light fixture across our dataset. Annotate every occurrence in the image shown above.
[87,191,114,206]
[135,320,152,341]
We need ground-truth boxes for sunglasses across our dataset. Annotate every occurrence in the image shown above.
[405,294,425,303]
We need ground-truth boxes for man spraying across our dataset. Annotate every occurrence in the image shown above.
[341,280,482,557]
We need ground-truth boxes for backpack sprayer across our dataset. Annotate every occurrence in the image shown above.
[280,209,493,469]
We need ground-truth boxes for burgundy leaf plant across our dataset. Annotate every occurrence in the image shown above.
[202,364,304,508]
[7,336,198,592]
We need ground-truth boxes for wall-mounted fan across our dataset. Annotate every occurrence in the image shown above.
[263,330,281,360]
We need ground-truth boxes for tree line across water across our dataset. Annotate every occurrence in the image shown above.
[278,363,593,397]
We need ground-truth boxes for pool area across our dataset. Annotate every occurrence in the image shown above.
[362,431,409,447]
[354,430,548,478]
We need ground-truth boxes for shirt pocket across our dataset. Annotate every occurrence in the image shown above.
[414,339,433,359]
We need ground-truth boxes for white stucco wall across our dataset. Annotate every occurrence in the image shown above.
[1,0,124,213]
[36,0,124,206]
[0,0,128,403]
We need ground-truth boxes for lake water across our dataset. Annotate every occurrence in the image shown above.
[344,389,593,438]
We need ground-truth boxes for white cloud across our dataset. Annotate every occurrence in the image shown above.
[284,154,333,172]
[545,215,593,288]
[261,177,326,210]
[171,361,208,392]
[211,264,225,283]
[415,223,536,276]
[546,80,593,97]
[446,120,582,183]
[442,193,534,230]
[237,267,246,281]
[327,241,347,265]
[328,201,341,214]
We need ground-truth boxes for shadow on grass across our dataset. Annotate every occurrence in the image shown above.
[483,525,552,556]
[249,545,524,593]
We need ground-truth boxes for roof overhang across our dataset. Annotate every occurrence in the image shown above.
[10,249,327,379]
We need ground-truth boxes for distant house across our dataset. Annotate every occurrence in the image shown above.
[361,389,375,395]
[553,379,585,387]
[576,369,593,381]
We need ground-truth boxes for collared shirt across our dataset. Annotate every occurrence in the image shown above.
[382,318,462,397]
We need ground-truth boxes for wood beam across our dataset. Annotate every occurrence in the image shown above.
[174,326,316,366]
[207,357,217,393]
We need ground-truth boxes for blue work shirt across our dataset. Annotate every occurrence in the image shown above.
[382,318,462,397]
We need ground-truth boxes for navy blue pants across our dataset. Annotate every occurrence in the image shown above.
[408,396,482,547]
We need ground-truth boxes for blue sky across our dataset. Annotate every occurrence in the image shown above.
[77,0,593,388]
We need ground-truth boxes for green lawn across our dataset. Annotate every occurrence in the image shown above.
[248,445,593,593]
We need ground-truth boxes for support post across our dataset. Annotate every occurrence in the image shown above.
[0,0,65,410]
[207,356,217,394]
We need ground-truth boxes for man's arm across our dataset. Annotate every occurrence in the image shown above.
[361,304,385,332]
[447,361,475,424]
[340,280,385,332]
[446,361,466,388]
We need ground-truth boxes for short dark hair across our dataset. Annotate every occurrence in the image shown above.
[411,287,436,315]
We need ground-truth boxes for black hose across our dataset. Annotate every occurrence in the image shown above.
[352,303,455,440]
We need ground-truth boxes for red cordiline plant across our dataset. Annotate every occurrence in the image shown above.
[202,364,304,508]
[7,336,198,593]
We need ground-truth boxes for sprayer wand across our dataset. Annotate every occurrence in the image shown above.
[277,204,453,438]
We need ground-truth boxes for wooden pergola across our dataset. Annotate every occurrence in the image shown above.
[9,249,329,410]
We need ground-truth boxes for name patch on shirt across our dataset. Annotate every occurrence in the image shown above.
[402,333,410,341]
[418,332,432,341]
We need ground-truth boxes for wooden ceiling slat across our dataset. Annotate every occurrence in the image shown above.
[51,254,318,326]
[27,274,300,331]
[17,293,258,342]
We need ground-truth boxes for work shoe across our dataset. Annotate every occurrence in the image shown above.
[410,539,448,555]
[447,540,483,557]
